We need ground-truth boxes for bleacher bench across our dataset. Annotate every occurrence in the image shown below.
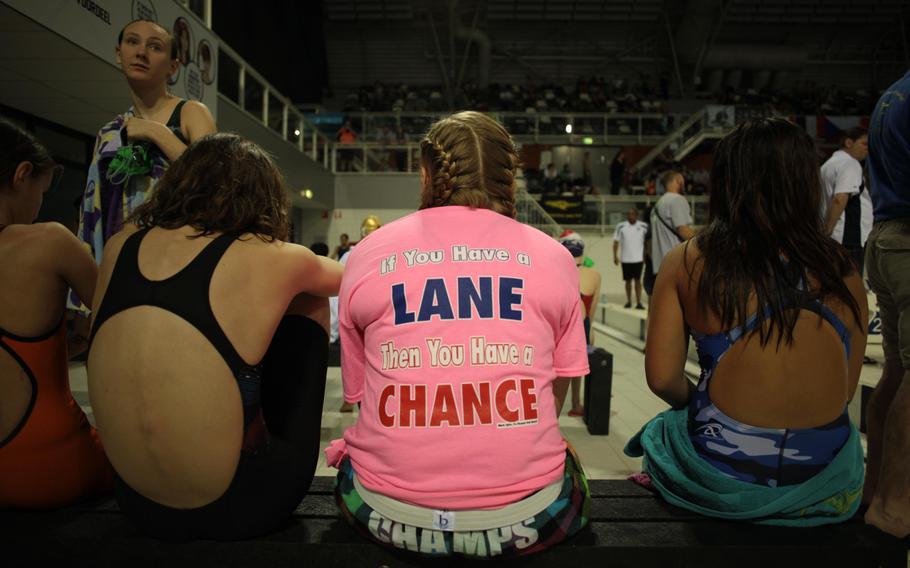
[1,478,904,567]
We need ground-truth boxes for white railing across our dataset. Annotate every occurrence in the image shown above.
[579,194,710,233]
[632,109,709,172]
[342,111,688,145]
[217,43,334,169]
[516,190,564,238]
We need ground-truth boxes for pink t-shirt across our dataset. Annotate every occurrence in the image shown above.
[326,206,590,510]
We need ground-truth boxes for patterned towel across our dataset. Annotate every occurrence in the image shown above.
[624,407,864,527]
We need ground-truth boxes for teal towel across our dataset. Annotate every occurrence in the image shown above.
[624,408,864,527]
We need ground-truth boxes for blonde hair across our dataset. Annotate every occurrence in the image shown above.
[419,111,518,218]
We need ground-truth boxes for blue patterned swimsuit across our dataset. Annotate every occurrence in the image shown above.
[689,299,852,488]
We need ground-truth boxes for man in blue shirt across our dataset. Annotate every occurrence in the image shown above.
[864,70,910,538]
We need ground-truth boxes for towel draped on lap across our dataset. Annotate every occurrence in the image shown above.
[624,408,864,527]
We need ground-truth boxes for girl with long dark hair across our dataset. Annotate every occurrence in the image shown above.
[629,118,868,525]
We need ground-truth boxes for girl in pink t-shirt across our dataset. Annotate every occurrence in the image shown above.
[326,112,591,558]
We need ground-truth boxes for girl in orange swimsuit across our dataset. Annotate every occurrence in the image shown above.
[0,120,112,508]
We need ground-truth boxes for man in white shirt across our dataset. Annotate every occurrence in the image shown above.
[648,170,695,295]
[821,127,871,274]
[613,208,649,309]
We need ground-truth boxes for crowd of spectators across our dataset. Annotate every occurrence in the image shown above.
[340,77,880,117]
[523,150,710,199]
[717,82,879,116]
[341,75,668,114]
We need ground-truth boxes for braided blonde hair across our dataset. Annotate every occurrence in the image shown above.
[419,111,519,218]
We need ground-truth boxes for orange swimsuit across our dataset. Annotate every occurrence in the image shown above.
[0,320,112,508]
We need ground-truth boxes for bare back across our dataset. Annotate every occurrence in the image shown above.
[578,265,601,320]
[88,226,338,508]
[649,242,867,429]
[0,223,94,441]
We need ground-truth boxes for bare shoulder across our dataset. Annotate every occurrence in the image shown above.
[830,268,868,324]
[4,222,79,256]
[661,242,690,275]
[579,265,602,281]
[236,236,315,267]
[100,225,140,264]
[666,240,704,294]
[181,99,212,118]
[181,100,216,135]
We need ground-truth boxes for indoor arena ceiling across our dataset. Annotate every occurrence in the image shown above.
[324,0,908,24]
[322,0,909,89]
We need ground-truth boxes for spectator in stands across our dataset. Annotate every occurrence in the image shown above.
[326,111,590,558]
[336,120,357,172]
[647,170,694,295]
[332,233,351,260]
[613,208,648,309]
[558,231,601,418]
[559,163,573,184]
[0,120,113,509]
[582,151,593,186]
[821,127,871,273]
[543,162,558,192]
[610,149,626,195]
[88,133,343,540]
[629,117,867,525]
[863,71,910,539]
[77,19,217,269]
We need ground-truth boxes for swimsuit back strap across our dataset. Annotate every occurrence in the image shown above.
[166,100,189,144]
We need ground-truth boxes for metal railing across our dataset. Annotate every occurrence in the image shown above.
[340,111,688,145]
[516,189,564,238]
[217,43,333,169]
[570,194,710,234]
[332,143,420,174]
[632,109,709,172]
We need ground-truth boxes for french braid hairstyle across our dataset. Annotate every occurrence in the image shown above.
[419,111,519,218]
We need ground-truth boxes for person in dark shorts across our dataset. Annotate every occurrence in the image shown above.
[613,208,648,309]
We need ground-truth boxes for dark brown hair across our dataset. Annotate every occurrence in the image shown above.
[130,133,289,241]
[0,119,58,187]
[118,19,178,60]
[419,111,518,218]
[840,126,868,147]
[693,117,861,347]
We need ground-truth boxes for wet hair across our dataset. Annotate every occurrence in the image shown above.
[419,111,518,218]
[130,133,290,241]
[693,117,861,347]
[841,126,868,147]
[118,19,178,60]
[0,119,58,187]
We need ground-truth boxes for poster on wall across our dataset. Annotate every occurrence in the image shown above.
[3,0,218,118]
